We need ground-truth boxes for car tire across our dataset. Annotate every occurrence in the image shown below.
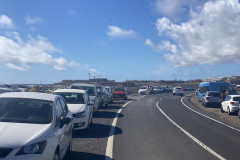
[53,150,60,160]
[204,102,207,107]
[227,107,231,115]
[84,115,92,132]
[221,105,224,113]
[235,111,238,116]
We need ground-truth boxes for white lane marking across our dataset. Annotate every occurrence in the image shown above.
[181,95,240,132]
[105,101,132,160]
[156,102,226,160]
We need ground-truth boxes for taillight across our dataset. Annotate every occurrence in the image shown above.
[230,101,235,105]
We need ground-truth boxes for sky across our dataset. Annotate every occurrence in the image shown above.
[0,0,240,84]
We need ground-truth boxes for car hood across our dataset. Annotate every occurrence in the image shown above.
[0,122,52,148]
[114,91,125,94]
[67,104,86,113]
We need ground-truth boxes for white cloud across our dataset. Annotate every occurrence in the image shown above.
[153,0,207,20]
[25,15,42,25]
[89,68,103,77]
[107,26,136,38]
[6,63,26,71]
[0,15,14,29]
[146,0,240,67]
[0,32,85,71]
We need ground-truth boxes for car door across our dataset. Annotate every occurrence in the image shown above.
[55,98,71,159]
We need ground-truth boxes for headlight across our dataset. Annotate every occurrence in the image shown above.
[16,141,47,155]
[74,111,86,118]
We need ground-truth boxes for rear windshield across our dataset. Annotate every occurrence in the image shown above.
[55,92,85,104]
[208,92,220,97]
[70,85,96,96]
[0,98,52,124]
[233,97,240,102]
[175,88,182,90]
[115,88,125,91]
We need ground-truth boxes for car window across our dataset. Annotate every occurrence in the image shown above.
[70,85,96,96]
[59,98,68,116]
[56,99,63,118]
[233,97,240,102]
[208,92,220,97]
[55,92,85,104]
[0,98,53,124]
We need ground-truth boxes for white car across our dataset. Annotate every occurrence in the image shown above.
[0,92,73,160]
[70,83,100,111]
[173,87,184,96]
[54,89,93,131]
[221,95,240,115]
[138,86,147,95]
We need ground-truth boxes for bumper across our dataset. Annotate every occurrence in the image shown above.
[230,107,239,112]
[73,116,89,130]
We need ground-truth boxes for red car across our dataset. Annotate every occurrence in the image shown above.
[113,88,127,100]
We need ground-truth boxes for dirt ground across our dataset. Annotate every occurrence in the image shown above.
[190,94,240,126]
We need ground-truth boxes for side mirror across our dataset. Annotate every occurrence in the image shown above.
[59,117,72,128]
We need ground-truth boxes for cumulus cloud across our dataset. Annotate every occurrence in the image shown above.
[0,32,85,71]
[153,0,207,20]
[146,0,240,67]
[25,15,42,25]
[107,26,136,38]
[89,68,103,77]
[0,15,14,29]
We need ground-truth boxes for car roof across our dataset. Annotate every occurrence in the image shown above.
[54,89,86,94]
[0,92,58,101]
[71,83,96,87]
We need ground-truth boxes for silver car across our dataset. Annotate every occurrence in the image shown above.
[202,91,221,107]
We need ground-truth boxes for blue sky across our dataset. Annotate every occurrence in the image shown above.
[0,0,240,83]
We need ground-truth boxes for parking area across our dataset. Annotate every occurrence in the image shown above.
[189,94,240,127]
[64,96,135,160]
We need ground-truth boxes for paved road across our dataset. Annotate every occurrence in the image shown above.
[66,92,240,160]
[114,93,240,160]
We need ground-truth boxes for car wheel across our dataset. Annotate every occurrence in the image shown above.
[84,115,92,132]
[235,111,238,116]
[220,105,224,113]
[53,150,60,160]
[227,107,231,115]
[204,102,207,107]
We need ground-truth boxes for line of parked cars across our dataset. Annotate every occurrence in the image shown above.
[138,85,173,95]
[197,82,240,117]
[0,83,127,160]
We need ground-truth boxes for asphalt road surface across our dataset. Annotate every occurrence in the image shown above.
[66,92,240,160]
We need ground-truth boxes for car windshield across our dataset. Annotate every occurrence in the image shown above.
[0,98,52,124]
[140,86,147,89]
[115,88,124,91]
[208,92,220,97]
[71,86,96,96]
[55,92,85,104]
